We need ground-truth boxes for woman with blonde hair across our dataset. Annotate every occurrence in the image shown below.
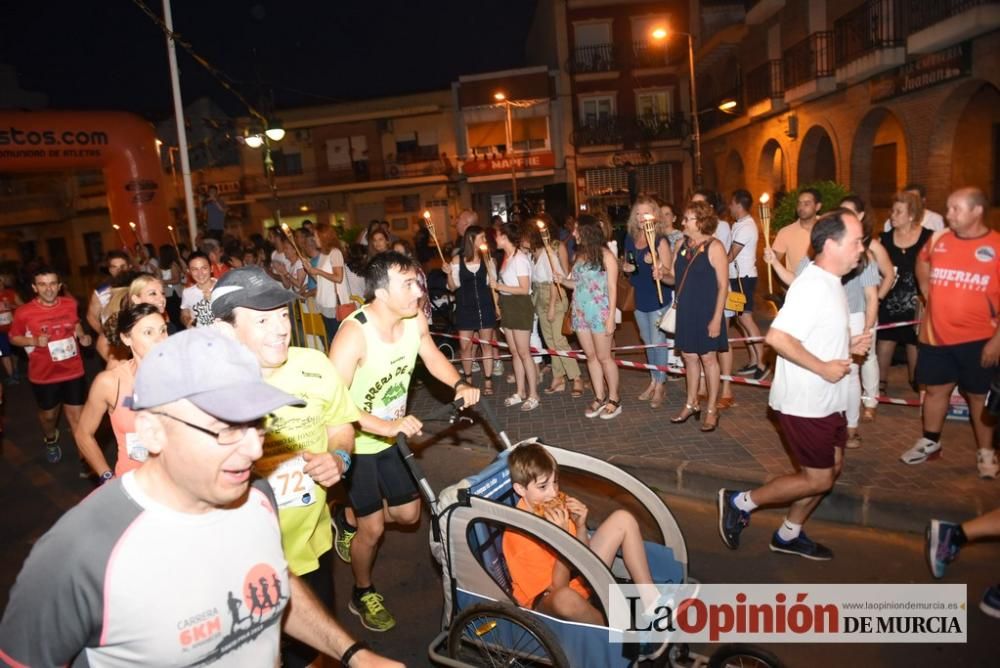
[74,303,169,481]
[556,215,621,419]
[623,196,674,408]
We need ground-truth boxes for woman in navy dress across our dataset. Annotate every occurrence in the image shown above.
[670,200,729,432]
[447,225,498,395]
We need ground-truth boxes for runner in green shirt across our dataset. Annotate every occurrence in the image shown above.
[329,251,480,632]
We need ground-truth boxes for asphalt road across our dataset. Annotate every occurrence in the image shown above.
[329,424,995,668]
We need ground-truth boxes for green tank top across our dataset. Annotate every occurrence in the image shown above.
[346,306,422,454]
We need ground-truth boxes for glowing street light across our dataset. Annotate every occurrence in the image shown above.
[492,90,518,204]
[651,25,702,188]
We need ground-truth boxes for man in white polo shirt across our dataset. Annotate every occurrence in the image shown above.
[717,208,872,560]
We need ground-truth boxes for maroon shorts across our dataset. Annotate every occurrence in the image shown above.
[775,411,847,469]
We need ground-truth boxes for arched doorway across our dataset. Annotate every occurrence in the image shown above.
[757,139,788,200]
[851,108,908,217]
[797,125,836,185]
[719,150,745,199]
[951,83,1000,218]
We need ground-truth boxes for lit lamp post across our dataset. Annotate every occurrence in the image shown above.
[244,117,286,228]
[651,26,702,189]
[493,91,519,210]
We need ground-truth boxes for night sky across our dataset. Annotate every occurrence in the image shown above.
[1,0,539,120]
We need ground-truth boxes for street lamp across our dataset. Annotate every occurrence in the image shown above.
[243,116,285,228]
[651,26,702,189]
[493,91,519,207]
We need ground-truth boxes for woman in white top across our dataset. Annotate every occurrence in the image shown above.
[274,242,307,294]
[304,222,347,340]
[526,218,583,396]
[489,222,539,411]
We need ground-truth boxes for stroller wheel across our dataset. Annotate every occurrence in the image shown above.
[437,341,456,361]
[447,601,569,668]
[708,643,784,668]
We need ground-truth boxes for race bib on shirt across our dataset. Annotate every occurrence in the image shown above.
[47,337,78,362]
[0,311,12,326]
[125,432,148,463]
[373,393,407,424]
[267,455,317,508]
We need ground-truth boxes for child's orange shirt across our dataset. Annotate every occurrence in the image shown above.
[502,498,590,607]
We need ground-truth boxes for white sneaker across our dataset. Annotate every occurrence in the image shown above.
[900,438,942,465]
[493,361,504,377]
[471,361,481,373]
[977,449,999,479]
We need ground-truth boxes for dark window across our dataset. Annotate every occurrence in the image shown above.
[272,150,303,176]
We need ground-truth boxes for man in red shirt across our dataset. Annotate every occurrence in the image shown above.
[903,188,1000,478]
[9,266,92,464]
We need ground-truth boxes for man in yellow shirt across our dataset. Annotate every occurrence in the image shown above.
[212,266,358,668]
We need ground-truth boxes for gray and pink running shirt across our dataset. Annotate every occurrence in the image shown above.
[0,473,288,667]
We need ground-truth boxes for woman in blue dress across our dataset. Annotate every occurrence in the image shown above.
[556,215,622,420]
[669,200,729,432]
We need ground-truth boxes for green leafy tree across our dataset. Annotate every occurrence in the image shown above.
[771,180,850,239]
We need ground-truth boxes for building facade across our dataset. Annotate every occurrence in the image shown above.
[235,90,459,242]
[530,0,693,221]
[695,0,1000,224]
[452,66,571,225]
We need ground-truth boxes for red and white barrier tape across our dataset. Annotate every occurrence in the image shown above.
[434,331,921,406]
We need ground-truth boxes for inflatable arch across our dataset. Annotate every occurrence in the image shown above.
[0,111,170,247]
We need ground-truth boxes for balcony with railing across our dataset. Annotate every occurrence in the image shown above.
[834,0,906,84]
[905,0,1000,53]
[572,114,685,149]
[745,59,785,117]
[783,31,836,103]
[569,44,620,75]
[631,41,669,70]
[240,158,449,196]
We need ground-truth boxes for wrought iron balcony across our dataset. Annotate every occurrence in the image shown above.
[905,0,997,34]
[745,60,784,104]
[631,41,669,69]
[572,114,686,148]
[784,31,834,89]
[569,44,620,74]
[835,0,903,67]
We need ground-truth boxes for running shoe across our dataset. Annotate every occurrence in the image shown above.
[734,363,757,376]
[926,519,962,579]
[349,589,396,632]
[900,437,942,465]
[750,366,771,381]
[332,506,356,564]
[769,531,833,560]
[717,489,750,550]
[44,428,61,464]
[471,361,481,373]
[492,360,504,377]
[981,585,1000,619]
[977,449,999,479]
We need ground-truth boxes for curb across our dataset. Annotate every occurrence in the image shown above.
[606,454,988,535]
